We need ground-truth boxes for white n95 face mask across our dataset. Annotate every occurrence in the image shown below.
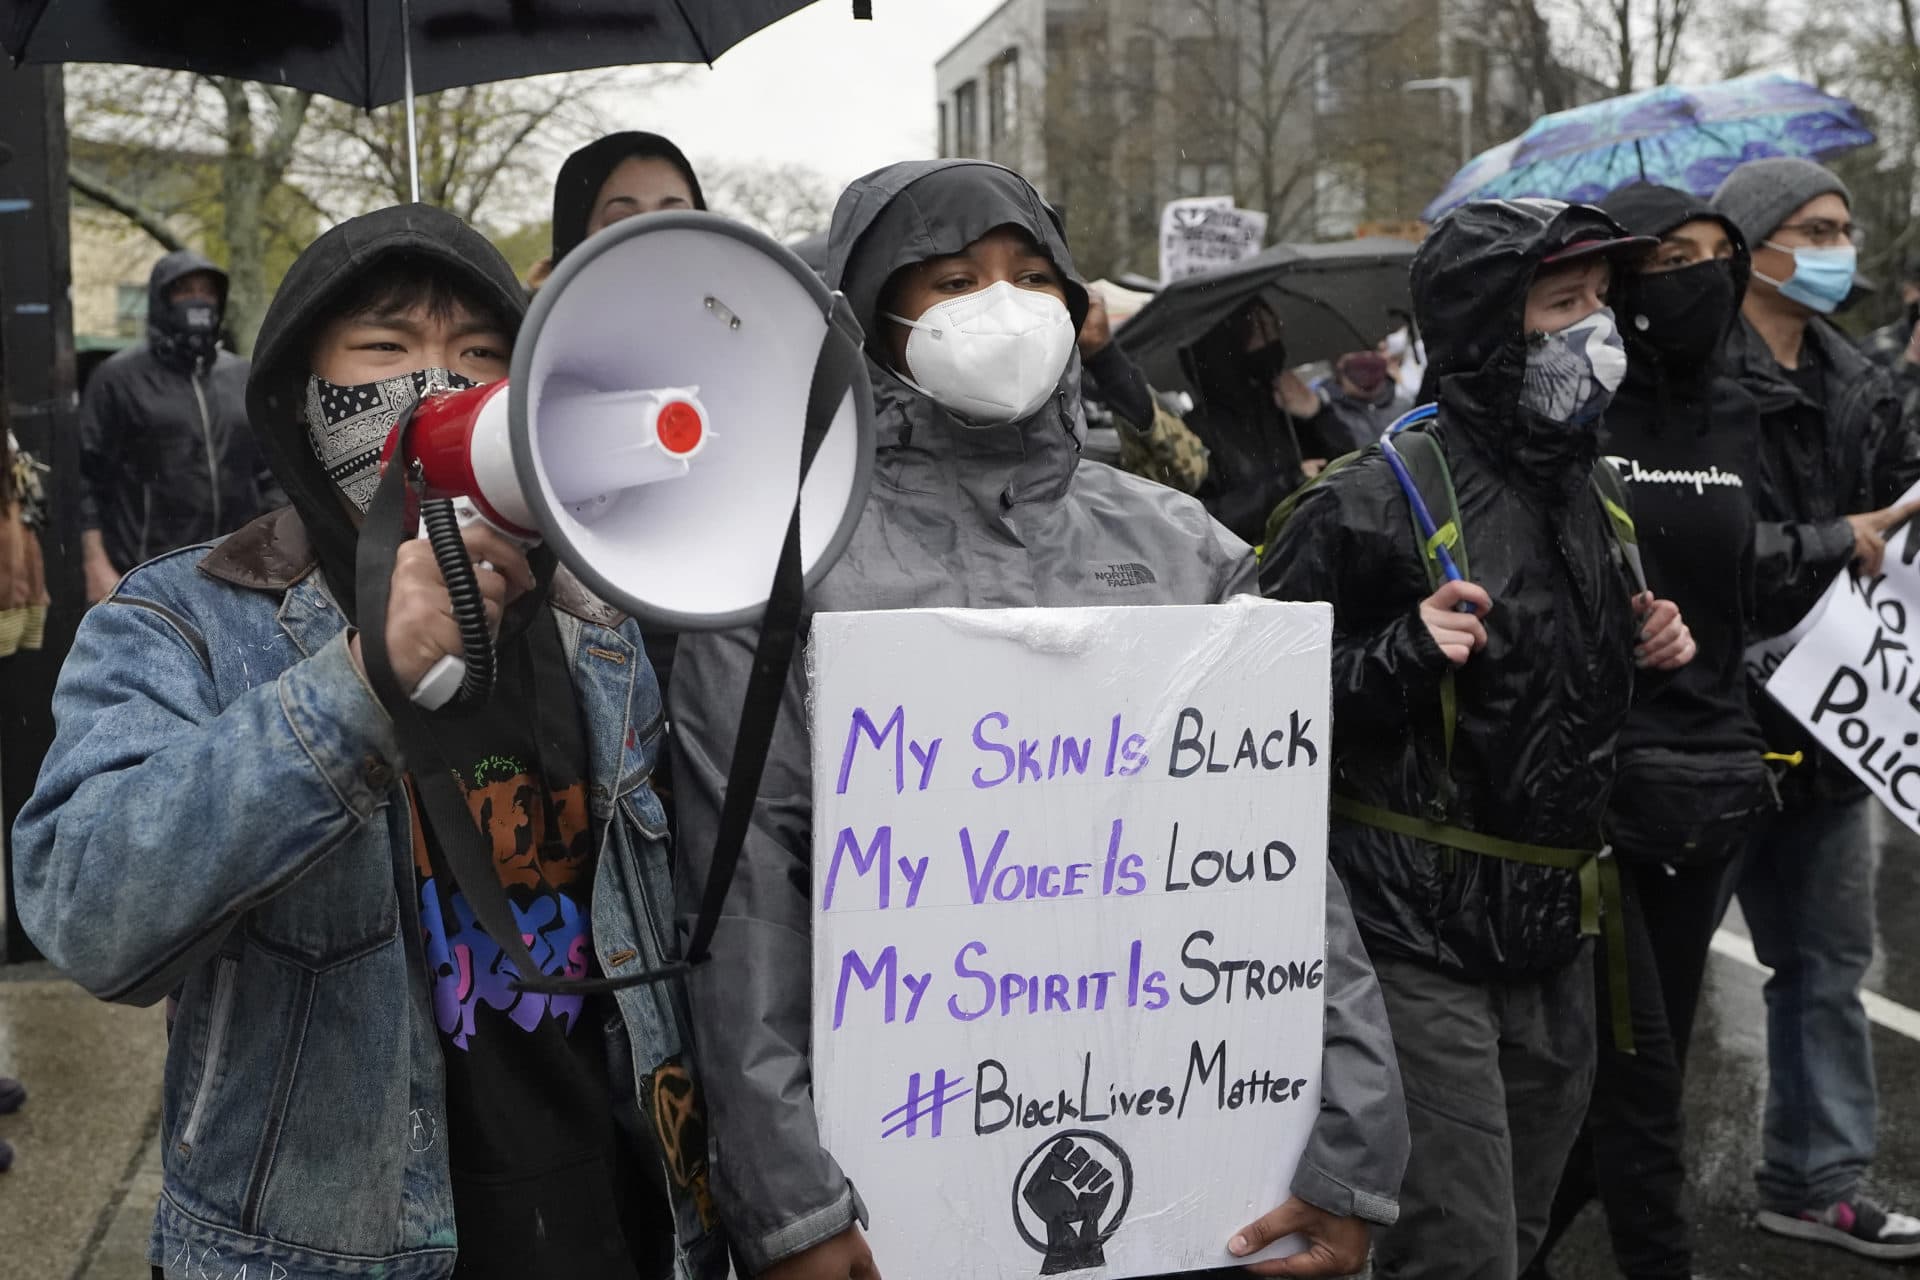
[886,280,1077,425]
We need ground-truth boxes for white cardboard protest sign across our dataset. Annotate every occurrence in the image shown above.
[1159,197,1269,284]
[810,600,1331,1280]
[1769,516,1920,831]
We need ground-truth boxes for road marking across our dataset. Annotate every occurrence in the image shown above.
[1711,929,1920,1043]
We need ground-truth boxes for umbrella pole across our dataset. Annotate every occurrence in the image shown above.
[401,0,420,203]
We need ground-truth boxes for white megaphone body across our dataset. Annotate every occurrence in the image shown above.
[371,211,876,709]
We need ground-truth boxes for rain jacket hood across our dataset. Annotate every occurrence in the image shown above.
[246,203,528,619]
[1414,198,1636,497]
[667,158,1409,1274]
[147,248,228,374]
[550,131,706,265]
[827,159,1093,502]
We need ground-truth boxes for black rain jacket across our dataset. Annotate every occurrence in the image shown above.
[1179,320,1326,544]
[79,250,277,572]
[1726,290,1920,806]
[1262,200,1641,978]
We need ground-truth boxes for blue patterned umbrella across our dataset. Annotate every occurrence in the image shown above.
[1422,72,1875,221]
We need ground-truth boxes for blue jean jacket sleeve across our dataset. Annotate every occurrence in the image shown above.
[12,581,401,1006]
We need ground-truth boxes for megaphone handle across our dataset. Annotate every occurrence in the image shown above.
[412,497,498,708]
[412,655,467,711]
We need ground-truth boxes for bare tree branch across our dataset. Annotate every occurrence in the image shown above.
[67,167,189,253]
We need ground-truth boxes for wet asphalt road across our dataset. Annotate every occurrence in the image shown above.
[1539,802,1920,1279]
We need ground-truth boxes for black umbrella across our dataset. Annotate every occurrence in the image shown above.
[1117,238,1419,397]
[4,0,848,197]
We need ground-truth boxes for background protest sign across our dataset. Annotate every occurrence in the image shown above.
[1769,514,1920,832]
[809,600,1331,1280]
[1159,197,1269,284]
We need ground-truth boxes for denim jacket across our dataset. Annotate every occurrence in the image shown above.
[13,509,727,1280]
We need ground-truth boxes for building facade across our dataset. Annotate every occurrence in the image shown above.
[935,0,1591,279]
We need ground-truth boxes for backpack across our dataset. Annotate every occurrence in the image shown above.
[1263,426,1645,600]
[1260,421,1645,1050]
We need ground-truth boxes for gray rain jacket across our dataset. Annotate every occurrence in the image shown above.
[669,159,1409,1274]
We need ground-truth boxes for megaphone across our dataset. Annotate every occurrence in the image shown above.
[373,211,877,708]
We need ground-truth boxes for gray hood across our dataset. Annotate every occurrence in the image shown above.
[826,159,1091,507]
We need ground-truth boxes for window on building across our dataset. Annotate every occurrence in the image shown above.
[988,60,1006,145]
[988,50,1020,147]
[115,282,146,338]
[1170,35,1232,139]
[999,49,1020,141]
[955,79,979,156]
[938,102,949,158]
[1315,34,1374,115]
[1126,36,1155,103]
[1175,160,1234,199]
[1314,164,1367,239]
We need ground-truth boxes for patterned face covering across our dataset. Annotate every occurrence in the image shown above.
[1519,307,1627,426]
[304,367,474,511]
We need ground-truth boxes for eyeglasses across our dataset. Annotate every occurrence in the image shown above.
[1774,219,1863,248]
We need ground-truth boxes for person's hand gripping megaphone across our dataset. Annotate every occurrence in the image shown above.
[373,378,711,709]
[347,520,536,695]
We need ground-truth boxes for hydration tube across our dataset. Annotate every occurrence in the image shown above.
[1377,403,1464,586]
[1385,402,1438,437]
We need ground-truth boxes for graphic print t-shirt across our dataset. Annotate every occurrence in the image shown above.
[412,616,667,1279]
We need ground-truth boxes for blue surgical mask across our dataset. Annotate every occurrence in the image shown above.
[1759,242,1857,314]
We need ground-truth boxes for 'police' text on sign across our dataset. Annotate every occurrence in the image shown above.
[1770,515,1920,830]
[809,601,1331,1280]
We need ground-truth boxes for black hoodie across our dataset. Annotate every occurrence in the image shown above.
[246,204,528,619]
[1262,199,1642,978]
[78,249,274,572]
[1596,184,1765,762]
[1179,308,1328,544]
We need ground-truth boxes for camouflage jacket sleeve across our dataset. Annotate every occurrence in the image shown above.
[1114,397,1209,495]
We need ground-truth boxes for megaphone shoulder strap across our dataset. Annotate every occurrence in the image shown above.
[356,411,586,993]
[682,295,867,966]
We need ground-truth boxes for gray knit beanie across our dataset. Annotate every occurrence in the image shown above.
[1712,157,1851,247]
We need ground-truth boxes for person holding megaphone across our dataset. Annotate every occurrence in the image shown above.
[668,159,1411,1280]
[13,205,726,1280]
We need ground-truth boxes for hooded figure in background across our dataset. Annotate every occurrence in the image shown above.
[1313,349,1415,455]
[1527,183,1771,1280]
[539,130,707,281]
[669,159,1409,1280]
[18,205,724,1280]
[78,249,279,601]
[1262,198,1695,1280]
[1179,299,1330,543]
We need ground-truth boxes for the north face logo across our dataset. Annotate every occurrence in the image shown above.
[1093,562,1158,588]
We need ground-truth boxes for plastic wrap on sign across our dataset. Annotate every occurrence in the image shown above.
[808,600,1333,1280]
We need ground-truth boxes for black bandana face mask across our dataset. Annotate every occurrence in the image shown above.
[1622,258,1738,373]
[152,299,222,373]
[305,367,474,512]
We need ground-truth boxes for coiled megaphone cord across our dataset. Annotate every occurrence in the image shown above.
[419,497,496,708]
